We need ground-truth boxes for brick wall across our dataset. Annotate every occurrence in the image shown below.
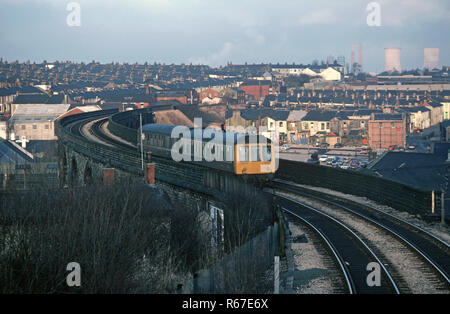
[240,85,270,100]
[368,120,406,149]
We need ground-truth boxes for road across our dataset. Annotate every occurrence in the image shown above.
[406,125,440,153]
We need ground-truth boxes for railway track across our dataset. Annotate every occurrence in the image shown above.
[62,111,450,293]
[64,111,114,138]
[279,195,400,294]
[63,111,137,152]
[90,118,137,150]
[282,212,352,293]
[272,179,450,293]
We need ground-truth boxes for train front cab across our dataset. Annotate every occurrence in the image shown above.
[234,143,275,174]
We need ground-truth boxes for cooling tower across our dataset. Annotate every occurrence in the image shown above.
[424,48,439,70]
[384,48,401,72]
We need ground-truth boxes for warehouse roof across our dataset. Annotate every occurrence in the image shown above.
[9,104,70,123]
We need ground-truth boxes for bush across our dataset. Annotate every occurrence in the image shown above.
[223,189,273,252]
[0,184,180,293]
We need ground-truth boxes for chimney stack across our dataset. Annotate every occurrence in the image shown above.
[145,163,155,185]
[103,168,115,186]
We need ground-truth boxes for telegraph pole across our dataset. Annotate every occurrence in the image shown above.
[442,191,446,226]
[140,113,144,172]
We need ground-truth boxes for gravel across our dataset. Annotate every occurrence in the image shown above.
[277,190,449,294]
[281,215,346,294]
[281,182,450,244]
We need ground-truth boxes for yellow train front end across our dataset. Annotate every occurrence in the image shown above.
[234,143,275,175]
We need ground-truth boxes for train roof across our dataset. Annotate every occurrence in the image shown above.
[142,123,272,144]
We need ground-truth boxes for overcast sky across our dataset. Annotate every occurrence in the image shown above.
[0,0,448,73]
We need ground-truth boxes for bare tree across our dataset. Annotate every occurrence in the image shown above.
[0,183,188,293]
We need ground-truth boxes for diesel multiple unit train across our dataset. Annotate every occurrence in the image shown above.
[140,124,277,175]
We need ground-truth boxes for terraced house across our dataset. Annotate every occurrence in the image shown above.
[225,109,290,142]
[398,106,431,133]
[424,101,444,126]
[299,110,336,136]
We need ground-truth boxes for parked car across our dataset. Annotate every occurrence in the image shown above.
[320,142,330,148]
[307,159,319,164]
[388,145,397,151]
[334,142,343,148]
[281,144,290,151]
[319,155,328,162]
[326,156,336,165]
[340,163,350,170]
[360,161,369,168]
[408,145,416,150]
[360,149,370,154]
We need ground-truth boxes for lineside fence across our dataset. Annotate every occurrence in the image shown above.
[179,223,279,294]
[276,159,433,216]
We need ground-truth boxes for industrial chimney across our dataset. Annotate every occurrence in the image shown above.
[384,48,401,72]
[424,48,439,70]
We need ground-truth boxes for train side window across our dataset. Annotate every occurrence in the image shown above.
[238,145,249,162]
[190,138,200,160]
[216,144,223,159]
[225,145,232,161]
[262,145,272,161]
[250,145,261,162]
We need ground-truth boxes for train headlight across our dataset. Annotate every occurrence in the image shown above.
[260,164,272,172]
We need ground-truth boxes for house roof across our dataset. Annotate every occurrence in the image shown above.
[398,106,430,113]
[372,113,404,121]
[0,139,34,163]
[302,110,336,121]
[13,94,50,104]
[368,151,448,191]
[287,110,307,121]
[142,123,271,144]
[227,109,290,121]
[426,101,443,108]
[240,80,271,87]
[440,120,450,129]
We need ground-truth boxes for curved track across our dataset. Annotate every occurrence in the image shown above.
[273,179,450,291]
[279,195,400,294]
[90,118,137,150]
[61,110,450,294]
